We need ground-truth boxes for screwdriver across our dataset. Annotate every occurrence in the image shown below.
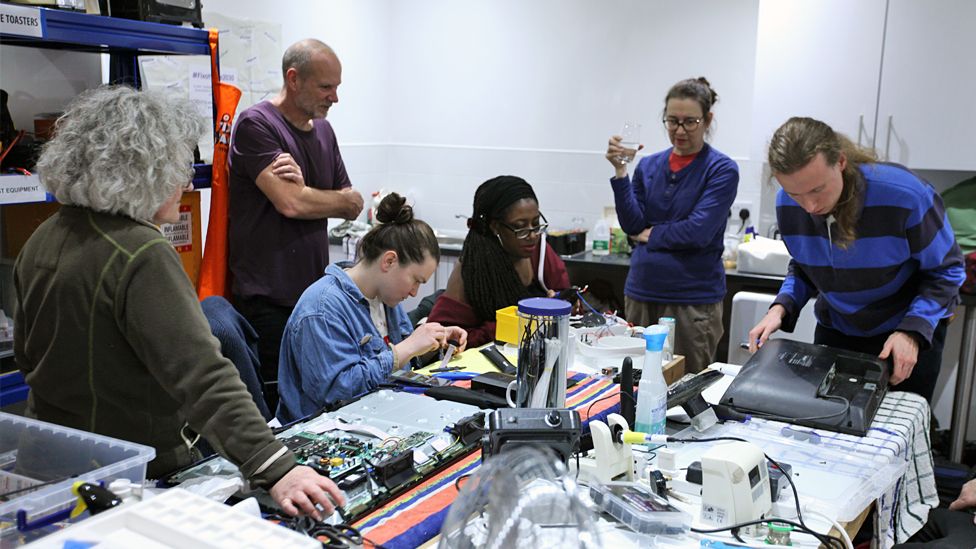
[438,338,460,370]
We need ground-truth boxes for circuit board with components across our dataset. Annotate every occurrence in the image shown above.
[164,391,485,520]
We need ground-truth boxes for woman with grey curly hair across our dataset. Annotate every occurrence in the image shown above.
[37,85,201,223]
[15,85,344,519]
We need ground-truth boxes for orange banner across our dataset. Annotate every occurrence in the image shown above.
[197,28,242,300]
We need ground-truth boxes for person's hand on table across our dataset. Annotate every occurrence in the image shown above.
[748,304,785,353]
[949,479,976,523]
[879,331,919,386]
[269,465,346,520]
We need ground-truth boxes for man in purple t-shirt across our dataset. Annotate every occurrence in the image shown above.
[228,39,364,411]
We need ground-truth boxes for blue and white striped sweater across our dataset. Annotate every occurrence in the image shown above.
[773,163,964,346]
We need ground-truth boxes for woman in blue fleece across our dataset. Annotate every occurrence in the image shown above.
[606,77,739,373]
[276,193,467,423]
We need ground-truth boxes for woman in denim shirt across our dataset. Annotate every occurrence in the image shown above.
[277,193,467,422]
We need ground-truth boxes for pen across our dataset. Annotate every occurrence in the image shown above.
[428,365,464,373]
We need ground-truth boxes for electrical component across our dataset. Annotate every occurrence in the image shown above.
[700,441,771,534]
[483,408,581,465]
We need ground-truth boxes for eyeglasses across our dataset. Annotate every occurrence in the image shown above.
[498,213,549,240]
[663,117,703,132]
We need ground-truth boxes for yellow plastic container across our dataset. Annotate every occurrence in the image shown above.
[495,305,519,345]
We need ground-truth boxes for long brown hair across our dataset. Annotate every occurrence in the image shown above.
[767,117,877,248]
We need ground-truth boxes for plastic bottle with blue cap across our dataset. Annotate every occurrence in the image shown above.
[635,325,668,435]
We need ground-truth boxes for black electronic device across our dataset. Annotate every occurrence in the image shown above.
[470,371,515,399]
[98,0,203,27]
[389,369,451,388]
[719,339,888,436]
[479,344,517,375]
[483,408,581,465]
[620,357,636,429]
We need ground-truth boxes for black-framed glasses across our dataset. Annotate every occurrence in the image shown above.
[663,117,703,132]
[498,213,549,240]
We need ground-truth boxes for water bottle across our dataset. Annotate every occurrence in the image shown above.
[592,218,610,256]
[635,325,668,435]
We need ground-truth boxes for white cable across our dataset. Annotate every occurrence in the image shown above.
[801,507,853,549]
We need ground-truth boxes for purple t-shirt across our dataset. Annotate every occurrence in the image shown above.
[228,101,351,306]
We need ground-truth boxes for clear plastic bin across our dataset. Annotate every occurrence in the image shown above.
[0,412,155,545]
[589,481,691,535]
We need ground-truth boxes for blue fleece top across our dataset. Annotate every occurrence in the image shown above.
[773,163,964,346]
[276,263,415,423]
[611,143,739,303]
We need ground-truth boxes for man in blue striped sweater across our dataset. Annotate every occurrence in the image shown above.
[749,117,964,402]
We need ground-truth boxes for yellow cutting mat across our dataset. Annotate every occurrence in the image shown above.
[413,344,518,375]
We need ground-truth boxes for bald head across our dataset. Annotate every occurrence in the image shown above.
[281,39,338,79]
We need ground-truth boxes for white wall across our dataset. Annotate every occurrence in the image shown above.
[202,0,760,236]
[382,0,759,234]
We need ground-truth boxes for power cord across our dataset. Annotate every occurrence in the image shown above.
[585,390,637,421]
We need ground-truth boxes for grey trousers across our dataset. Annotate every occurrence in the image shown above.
[624,299,724,374]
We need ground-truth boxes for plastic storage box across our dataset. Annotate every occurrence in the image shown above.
[495,305,519,345]
[22,488,318,548]
[589,481,691,535]
[0,412,155,544]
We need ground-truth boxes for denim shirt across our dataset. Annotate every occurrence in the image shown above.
[276,263,415,423]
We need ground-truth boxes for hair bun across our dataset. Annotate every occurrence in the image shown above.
[695,76,719,104]
[375,192,413,225]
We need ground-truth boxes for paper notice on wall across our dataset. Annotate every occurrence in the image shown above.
[0,174,46,204]
[162,204,193,252]
[188,64,213,119]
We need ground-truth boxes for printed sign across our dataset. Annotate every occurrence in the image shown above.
[162,204,193,252]
[0,4,43,38]
[0,174,46,204]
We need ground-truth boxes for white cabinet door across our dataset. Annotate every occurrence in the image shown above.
[876,0,976,170]
[751,0,887,158]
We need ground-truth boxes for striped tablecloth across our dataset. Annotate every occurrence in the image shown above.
[352,374,621,548]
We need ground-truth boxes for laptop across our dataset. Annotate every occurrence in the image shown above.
[719,339,889,436]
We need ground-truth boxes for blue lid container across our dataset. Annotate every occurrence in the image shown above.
[517,297,572,317]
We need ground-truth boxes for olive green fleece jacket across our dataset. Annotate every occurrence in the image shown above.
[14,206,295,487]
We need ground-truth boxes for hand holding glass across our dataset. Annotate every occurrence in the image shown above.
[618,122,641,164]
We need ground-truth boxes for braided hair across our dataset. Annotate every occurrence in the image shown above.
[358,192,440,265]
[460,175,543,322]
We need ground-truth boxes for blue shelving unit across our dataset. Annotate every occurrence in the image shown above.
[0,6,214,191]
[0,8,216,405]
[0,6,209,55]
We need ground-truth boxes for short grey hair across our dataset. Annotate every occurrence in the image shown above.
[36,85,204,222]
[281,39,335,79]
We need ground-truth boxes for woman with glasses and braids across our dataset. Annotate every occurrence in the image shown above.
[749,117,964,403]
[605,77,739,374]
[427,175,571,348]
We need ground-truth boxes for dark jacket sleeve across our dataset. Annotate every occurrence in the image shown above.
[428,294,497,348]
[118,241,295,489]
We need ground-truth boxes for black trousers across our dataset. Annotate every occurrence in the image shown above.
[233,294,294,414]
[814,319,948,404]
[894,508,976,548]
